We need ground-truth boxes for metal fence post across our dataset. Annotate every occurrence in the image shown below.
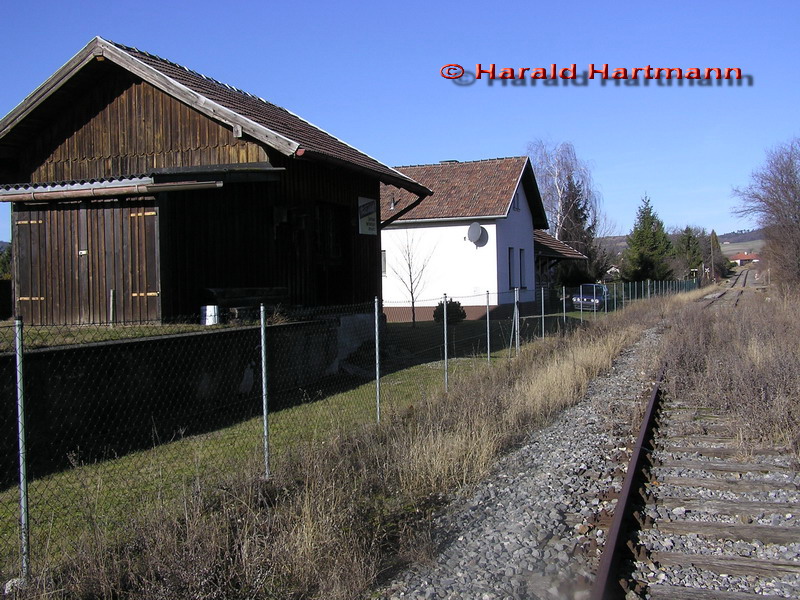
[614,283,618,312]
[374,296,381,424]
[15,317,30,581]
[540,287,545,338]
[514,287,520,356]
[443,294,448,392]
[259,305,270,480]
[562,285,566,325]
[486,291,491,366]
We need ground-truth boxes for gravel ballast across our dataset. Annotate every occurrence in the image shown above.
[377,328,664,600]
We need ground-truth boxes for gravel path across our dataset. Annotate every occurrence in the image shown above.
[377,327,664,600]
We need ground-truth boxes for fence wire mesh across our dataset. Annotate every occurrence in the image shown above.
[0,279,698,583]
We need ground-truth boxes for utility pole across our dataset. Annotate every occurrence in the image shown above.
[711,239,715,282]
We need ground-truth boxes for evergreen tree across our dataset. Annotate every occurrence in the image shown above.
[673,226,703,278]
[621,196,673,281]
[707,229,729,280]
[555,178,594,285]
[0,246,10,280]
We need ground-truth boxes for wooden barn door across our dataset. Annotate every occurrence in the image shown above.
[13,206,48,324]
[14,199,161,325]
[84,198,160,324]
[124,202,160,322]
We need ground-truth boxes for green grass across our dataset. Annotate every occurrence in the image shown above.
[0,321,236,352]
[0,300,664,578]
[721,239,765,257]
[0,359,449,578]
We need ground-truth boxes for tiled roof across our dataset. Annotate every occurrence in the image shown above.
[533,230,587,260]
[729,252,760,261]
[380,157,530,221]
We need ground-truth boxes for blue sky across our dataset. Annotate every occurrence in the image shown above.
[0,0,797,242]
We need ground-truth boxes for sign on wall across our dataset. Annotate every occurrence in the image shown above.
[358,197,378,235]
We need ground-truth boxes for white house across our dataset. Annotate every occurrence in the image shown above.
[379,157,549,320]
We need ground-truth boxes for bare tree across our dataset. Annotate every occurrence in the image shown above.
[527,140,600,242]
[390,230,435,326]
[528,140,613,283]
[733,138,800,284]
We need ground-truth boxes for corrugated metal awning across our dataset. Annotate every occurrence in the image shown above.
[0,162,285,202]
[0,177,223,202]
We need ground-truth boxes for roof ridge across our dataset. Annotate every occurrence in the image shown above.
[394,156,526,169]
[108,40,272,104]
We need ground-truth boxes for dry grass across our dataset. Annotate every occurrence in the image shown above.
[661,290,800,455]
[14,291,702,600]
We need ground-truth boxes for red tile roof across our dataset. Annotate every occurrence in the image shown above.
[533,230,587,260]
[380,157,547,227]
[729,252,760,261]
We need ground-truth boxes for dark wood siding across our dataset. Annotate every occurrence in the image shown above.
[268,154,381,306]
[8,63,383,323]
[155,159,381,319]
[13,198,160,324]
[18,71,266,183]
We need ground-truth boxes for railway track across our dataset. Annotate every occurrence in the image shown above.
[702,268,752,309]
[591,285,800,599]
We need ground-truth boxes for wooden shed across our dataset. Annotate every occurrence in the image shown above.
[0,37,430,324]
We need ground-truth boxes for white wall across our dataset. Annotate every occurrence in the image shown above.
[495,182,536,303]
[382,221,498,307]
[381,181,536,307]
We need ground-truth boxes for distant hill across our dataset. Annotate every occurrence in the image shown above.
[718,228,765,257]
[718,228,765,244]
[597,235,627,256]
[0,242,8,252]
[598,228,766,260]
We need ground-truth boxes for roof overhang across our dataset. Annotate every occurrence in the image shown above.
[383,214,502,227]
[533,230,587,261]
[149,162,284,183]
[296,148,432,199]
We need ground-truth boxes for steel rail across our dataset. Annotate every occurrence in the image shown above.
[589,367,665,600]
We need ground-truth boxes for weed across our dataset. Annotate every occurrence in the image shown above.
[9,292,705,599]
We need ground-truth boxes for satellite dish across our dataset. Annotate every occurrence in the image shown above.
[467,222,482,243]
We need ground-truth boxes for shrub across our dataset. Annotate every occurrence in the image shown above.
[432,299,466,324]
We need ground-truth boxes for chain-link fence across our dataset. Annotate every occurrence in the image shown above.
[0,278,698,584]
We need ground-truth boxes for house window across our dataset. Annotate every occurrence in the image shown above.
[519,248,526,288]
[381,250,387,277]
[513,191,520,211]
[508,247,516,289]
